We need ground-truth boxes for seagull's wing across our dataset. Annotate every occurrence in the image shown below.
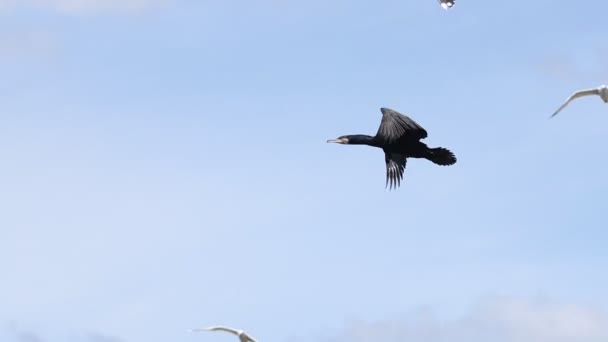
[385,152,407,191]
[191,326,240,336]
[375,107,428,144]
[550,88,601,118]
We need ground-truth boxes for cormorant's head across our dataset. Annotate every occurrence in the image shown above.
[326,136,350,144]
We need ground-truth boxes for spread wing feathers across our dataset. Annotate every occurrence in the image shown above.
[195,326,240,335]
[376,108,428,143]
[385,152,407,190]
[551,88,600,118]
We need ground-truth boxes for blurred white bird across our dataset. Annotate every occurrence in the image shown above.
[438,0,455,10]
[551,85,608,118]
[190,326,257,342]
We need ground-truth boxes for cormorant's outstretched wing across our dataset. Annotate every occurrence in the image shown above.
[551,88,600,118]
[191,326,240,335]
[385,152,407,190]
[376,108,428,144]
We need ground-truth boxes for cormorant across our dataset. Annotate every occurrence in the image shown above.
[550,85,608,118]
[327,107,457,190]
[190,326,257,342]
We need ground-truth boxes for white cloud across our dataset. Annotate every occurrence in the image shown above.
[0,0,167,15]
[329,297,608,342]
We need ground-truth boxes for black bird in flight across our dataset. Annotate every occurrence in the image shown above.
[327,107,457,190]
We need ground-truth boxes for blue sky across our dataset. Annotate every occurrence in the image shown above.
[1,0,608,341]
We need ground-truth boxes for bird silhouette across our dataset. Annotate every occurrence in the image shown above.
[327,107,457,190]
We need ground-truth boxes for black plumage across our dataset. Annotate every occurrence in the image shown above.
[327,107,457,190]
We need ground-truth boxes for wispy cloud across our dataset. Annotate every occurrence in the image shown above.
[329,297,608,342]
[0,30,60,63]
[0,0,167,15]
[537,55,585,83]
[81,333,125,342]
[2,324,124,342]
[537,48,608,84]
[14,331,43,342]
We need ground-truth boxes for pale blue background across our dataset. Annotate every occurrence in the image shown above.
[1,1,607,341]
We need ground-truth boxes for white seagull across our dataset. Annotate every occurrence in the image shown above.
[438,0,455,10]
[550,85,608,118]
[190,326,257,342]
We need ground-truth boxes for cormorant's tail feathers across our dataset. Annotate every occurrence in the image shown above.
[427,147,457,166]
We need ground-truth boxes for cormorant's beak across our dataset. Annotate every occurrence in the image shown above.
[326,137,348,144]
